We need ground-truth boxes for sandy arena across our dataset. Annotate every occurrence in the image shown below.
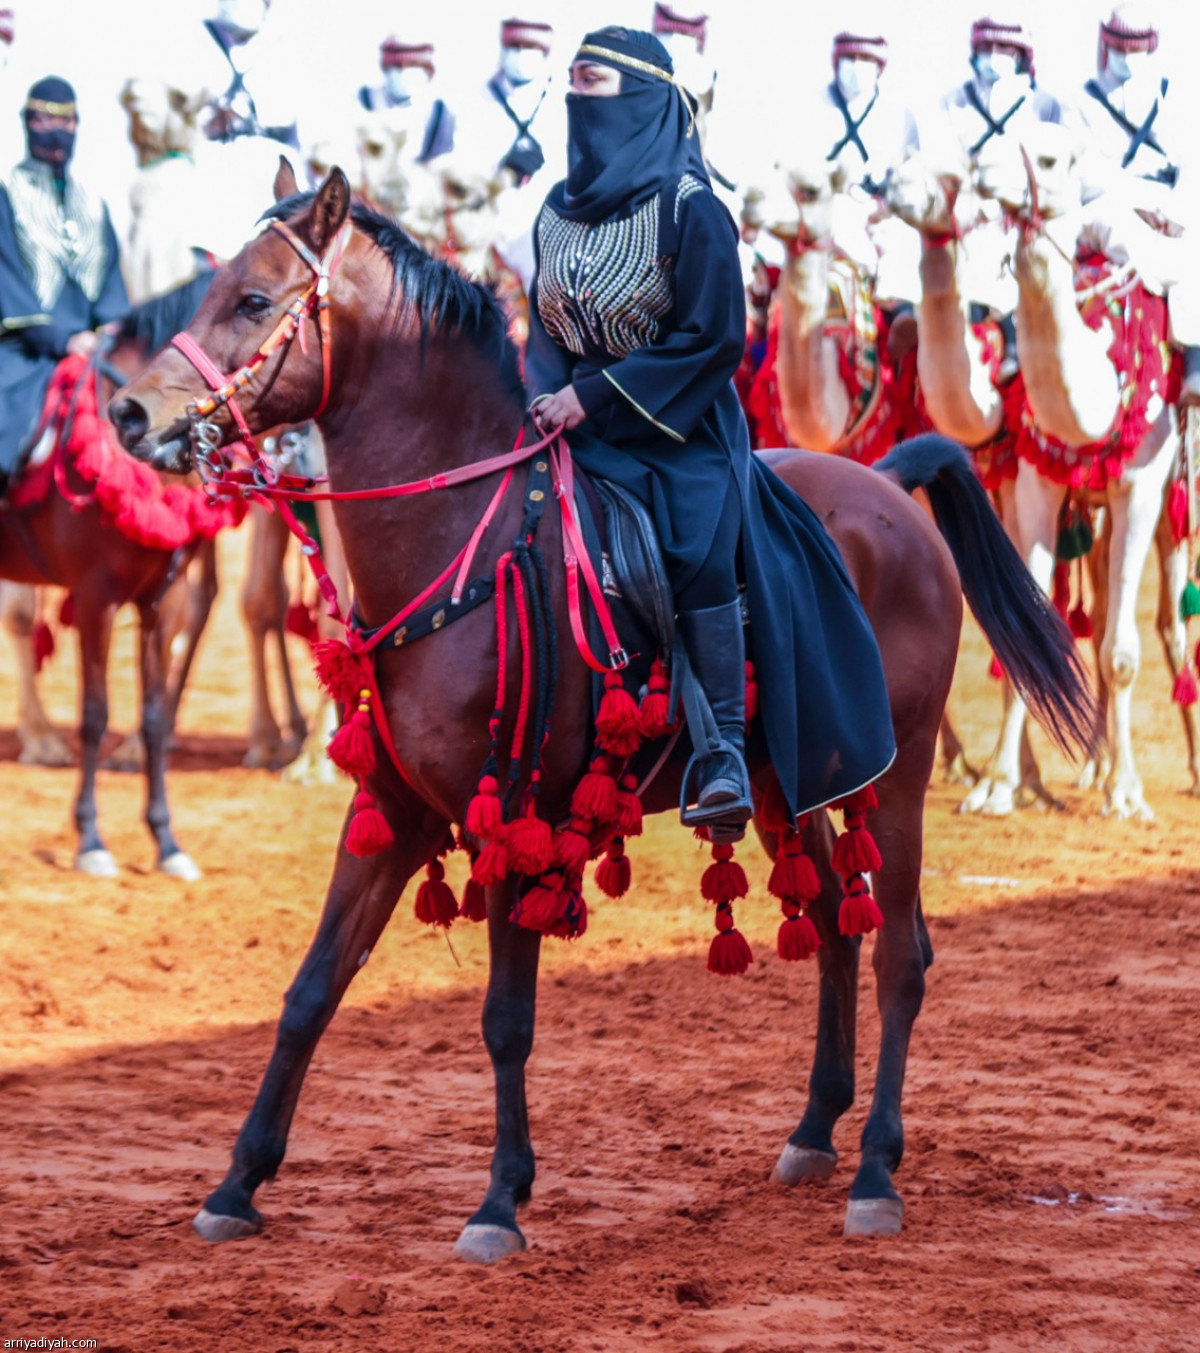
[1,530,1199,1352]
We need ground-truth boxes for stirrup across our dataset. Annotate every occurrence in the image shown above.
[680,741,753,837]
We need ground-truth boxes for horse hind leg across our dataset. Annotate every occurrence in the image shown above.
[73,595,118,876]
[241,506,289,769]
[1153,507,1200,796]
[195,789,450,1242]
[770,810,858,1188]
[844,773,932,1237]
[455,881,542,1264]
[2,583,72,767]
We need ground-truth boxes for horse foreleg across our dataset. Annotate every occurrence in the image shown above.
[1153,505,1200,795]
[772,811,859,1187]
[846,775,932,1236]
[73,597,117,876]
[2,583,71,767]
[241,507,288,769]
[1101,428,1176,820]
[455,882,542,1264]
[195,788,450,1242]
[1076,516,1113,790]
[139,598,200,881]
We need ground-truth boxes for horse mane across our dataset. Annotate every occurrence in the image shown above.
[264,193,525,405]
[115,268,219,355]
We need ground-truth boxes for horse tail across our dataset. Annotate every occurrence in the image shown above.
[875,433,1097,760]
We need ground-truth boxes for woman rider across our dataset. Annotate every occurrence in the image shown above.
[527,26,895,833]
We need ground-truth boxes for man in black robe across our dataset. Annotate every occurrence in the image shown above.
[0,77,129,495]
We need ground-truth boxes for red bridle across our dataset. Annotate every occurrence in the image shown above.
[171,218,352,452]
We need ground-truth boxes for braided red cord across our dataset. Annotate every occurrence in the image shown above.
[509,561,533,770]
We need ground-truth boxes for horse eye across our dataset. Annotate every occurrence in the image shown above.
[237,293,271,318]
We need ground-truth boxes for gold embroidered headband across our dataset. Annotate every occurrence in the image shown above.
[573,43,697,135]
[26,97,76,116]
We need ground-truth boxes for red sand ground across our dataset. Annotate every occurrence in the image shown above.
[1,532,1199,1352]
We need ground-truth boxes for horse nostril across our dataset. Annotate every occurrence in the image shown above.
[109,397,149,449]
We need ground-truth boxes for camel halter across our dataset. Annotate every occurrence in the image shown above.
[170,219,351,468]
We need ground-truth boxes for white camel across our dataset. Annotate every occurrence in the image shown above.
[968,123,1194,817]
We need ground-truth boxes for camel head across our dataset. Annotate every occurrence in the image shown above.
[884,153,970,236]
[974,122,1081,222]
[120,79,206,166]
[355,113,414,219]
[739,152,844,249]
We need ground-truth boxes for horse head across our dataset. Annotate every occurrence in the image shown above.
[111,161,359,472]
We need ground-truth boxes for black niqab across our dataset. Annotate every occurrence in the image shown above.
[548,27,709,223]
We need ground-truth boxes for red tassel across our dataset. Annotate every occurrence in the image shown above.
[839,876,884,937]
[777,905,821,961]
[472,839,510,886]
[1166,477,1189,546]
[615,773,643,837]
[1069,605,1094,639]
[314,639,366,703]
[512,870,570,930]
[595,837,632,897]
[59,593,75,629]
[414,859,458,928]
[552,823,592,874]
[596,671,643,758]
[768,843,821,902]
[505,809,554,875]
[33,620,55,673]
[758,776,794,834]
[831,815,883,875]
[545,889,588,940]
[745,660,759,725]
[836,784,878,814]
[1052,562,1070,617]
[1173,668,1198,708]
[638,658,674,738]
[285,599,319,646]
[701,842,750,902]
[989,654,1005,681]
[708,904,753,975]
[346,791,394,857]
[459,878,489,922]
[465,774,504,840]
[326,703,376,776]
[571,755,619,824]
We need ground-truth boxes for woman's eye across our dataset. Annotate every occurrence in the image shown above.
[237,293,271,318]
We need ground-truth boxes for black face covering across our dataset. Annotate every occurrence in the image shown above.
[27,126,76,166]
[547,27,708,223]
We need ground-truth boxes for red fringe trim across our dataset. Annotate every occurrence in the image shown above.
[471,839,510,886]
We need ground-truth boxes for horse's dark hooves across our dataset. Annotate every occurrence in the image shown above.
[193,1206,263,1243]
[843,1197,904,1236]
[771,1143,838,1186]
[453,1223,526,1264]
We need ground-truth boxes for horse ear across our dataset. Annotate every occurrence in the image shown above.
[310,167,352,252]
[274,156,299,203]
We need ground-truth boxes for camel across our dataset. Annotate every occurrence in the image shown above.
[968,122,1196,817]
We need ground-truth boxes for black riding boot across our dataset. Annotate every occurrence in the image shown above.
[678,600,754,833]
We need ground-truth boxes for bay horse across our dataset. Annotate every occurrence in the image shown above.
[0,274,224,878]
[110,165,1093,1254]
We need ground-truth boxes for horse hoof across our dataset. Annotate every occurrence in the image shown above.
[453,1223,526,1264]
[193,1207,262,1243]
[771,1144,838,1186]
[843,1197,905,1237]
[75,849,119,878]
[160,851,202,882]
